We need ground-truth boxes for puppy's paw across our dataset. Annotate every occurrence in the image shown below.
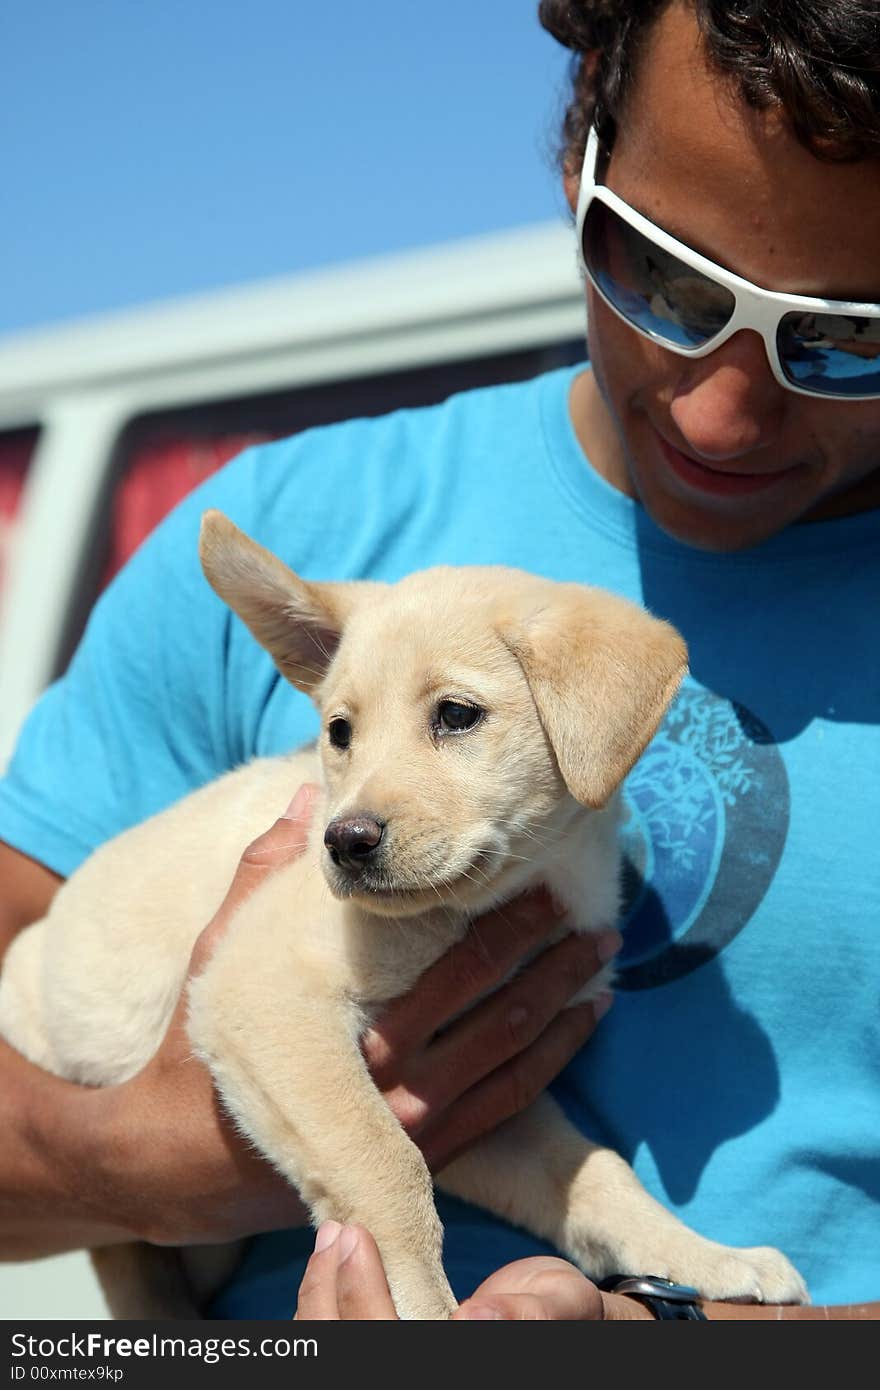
[566,1220,809,1307]
[626,1239,810,1306]
[677,1243,809,1306]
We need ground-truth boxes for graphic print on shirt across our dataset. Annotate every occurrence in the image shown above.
[617,687,788,990]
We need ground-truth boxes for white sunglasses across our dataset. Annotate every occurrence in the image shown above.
[575,126,880,400]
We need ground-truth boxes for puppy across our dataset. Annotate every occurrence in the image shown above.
[0,511,808,1318]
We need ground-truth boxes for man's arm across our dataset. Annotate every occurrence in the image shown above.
[0,842,61,960]
[0,825,312,1261]
[0,840,138,1257]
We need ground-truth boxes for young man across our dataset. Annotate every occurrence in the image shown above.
[1,0,878,1319]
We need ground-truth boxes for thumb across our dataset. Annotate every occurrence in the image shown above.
[189,781,320,977]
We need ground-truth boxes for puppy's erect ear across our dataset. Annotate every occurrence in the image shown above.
[199,510,381,695]
[499,583,687,809]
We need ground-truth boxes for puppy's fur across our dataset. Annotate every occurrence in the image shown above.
[0,513,808,1318]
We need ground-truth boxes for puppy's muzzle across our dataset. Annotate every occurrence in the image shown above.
[324,814,386,876]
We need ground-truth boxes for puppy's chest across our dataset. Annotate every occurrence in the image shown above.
[341,906,472,1015]
[348,827,623,1026]
[294,808,611,1009]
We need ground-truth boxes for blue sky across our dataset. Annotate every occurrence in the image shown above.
[3,2,573,336]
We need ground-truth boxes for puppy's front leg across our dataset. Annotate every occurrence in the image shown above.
[187,948,456,1321]
[438,1094,808,1304]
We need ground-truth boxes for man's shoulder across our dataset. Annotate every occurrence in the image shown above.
[251,366,573,478]
[204,366,578,568]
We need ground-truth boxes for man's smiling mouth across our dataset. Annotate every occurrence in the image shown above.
[655,431,800,496]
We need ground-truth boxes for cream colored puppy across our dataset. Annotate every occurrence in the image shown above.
[0,512,808,1319]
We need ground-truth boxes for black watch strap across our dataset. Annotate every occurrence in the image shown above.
[599,1275,708,1320]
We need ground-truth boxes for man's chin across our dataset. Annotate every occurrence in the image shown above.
[631,468,807,553]
[653,507,798,553]
[629,430,815,552]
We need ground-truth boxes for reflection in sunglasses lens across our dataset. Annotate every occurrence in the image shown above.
[780,312,880,396]
[583,201,735,349]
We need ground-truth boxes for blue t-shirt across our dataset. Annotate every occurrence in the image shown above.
[1,366,878,1311]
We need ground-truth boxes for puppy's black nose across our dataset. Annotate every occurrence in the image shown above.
[324,815,385,872]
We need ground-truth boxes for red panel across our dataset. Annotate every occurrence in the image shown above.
[101,433,270,588]
[0,430,37,596]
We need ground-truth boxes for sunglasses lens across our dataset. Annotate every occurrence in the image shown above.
[583,200,735,349]
[779,312,880,397]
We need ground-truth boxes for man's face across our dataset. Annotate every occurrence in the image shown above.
[568,0,880,551]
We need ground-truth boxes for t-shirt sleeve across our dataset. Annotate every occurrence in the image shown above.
[0,448,267,878]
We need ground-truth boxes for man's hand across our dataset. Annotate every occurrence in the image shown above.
[295,1224,613,1319]
[295,1225,880,1321]
[361,883,616,1174]
[30,782,615,1254]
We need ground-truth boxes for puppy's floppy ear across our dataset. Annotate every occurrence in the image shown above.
[499,584,687,809]
[199,510,382,695]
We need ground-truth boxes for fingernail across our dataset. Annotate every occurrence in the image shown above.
[593,989,614,1021]
[596,929,623,963]
[338,1225,359,1262]
[283,784,315,821]
[459,1302,503,1320]
[314,1220,341,1252]
[548,892,569,919]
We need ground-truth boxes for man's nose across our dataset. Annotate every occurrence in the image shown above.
[668,329,787,461]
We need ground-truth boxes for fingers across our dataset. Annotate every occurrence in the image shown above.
[295,1239,604,1322]
[295,1224,398,1320]
[418,1000,606,1171]
[418,929,618,1107]
[453,1257,604,1321]
[360,887,620,1165]
[362,889,571,1067]
[295,1236,603,1323]
[365,925,616,1149]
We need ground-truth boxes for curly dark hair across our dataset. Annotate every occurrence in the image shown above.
[538,0,880,171]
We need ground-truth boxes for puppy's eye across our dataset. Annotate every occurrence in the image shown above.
[436,700,483,734]
[328,718,352,750]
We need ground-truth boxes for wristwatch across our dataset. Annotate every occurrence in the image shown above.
[599,1274,708,1320]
